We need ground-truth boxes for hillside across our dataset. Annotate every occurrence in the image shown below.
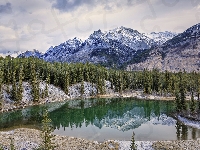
[127,23,200,72]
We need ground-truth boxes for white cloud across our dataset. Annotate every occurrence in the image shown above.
[0,0,200,55]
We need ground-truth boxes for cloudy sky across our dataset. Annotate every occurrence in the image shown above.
[0,0,200,55]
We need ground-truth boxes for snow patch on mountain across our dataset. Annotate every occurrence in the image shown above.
[18,49,43,58]
[41,27,176,67]
[146,31,178,45]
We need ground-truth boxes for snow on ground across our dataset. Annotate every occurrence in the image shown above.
[68,81,114,99]
[0,80,115,112]
[68,82,97,99]
[117,140,155,150]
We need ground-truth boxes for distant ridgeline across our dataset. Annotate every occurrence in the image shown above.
[18,27,177,69]
[17,23,200,72]
[0,56,200,101]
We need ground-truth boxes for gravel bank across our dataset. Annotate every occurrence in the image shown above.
[1,128,200,150]
[0,128,119,150]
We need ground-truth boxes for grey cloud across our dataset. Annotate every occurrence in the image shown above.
[51,0,145,12]
[52,0,95,12]
[0,3,12,14]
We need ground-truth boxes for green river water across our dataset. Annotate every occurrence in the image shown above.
[0,98,200,142]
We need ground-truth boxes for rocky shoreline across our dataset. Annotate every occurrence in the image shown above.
[0,81,179,113]
[1,128,200,150]
[1,82,200,149]
[0,128,119,150]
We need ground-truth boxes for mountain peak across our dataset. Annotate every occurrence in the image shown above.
[17,26,177,68]
[18,50,43,58]
[146,31,178,45]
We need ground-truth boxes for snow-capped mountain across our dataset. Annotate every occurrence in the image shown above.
[127,23,200,72]
[42,37,83,62]
[18,49,43,58]
[146,31,178,45]
[16,26,177,68]
[41,26,173,68]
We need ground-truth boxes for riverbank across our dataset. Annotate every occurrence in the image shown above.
[0,128,200,150]
[0,81,179,113]
[0,128,119,150]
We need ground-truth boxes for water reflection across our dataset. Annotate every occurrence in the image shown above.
[0,98,200,141]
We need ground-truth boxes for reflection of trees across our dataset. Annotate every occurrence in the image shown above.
[181,124,188,140]
[0,98,177,132]
[192,128,196,139]
[154,101,160,120]
[176,122,181,140]
[49,98,175,130]
[175,121,199,140]
[0,110,23,128]
[0,105,44,129]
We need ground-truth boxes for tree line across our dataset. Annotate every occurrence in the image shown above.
[0,56,200,112]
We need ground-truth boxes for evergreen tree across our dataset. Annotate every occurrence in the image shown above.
[152,69,159,93]
[118,72,123,94]
[80,81,84,96]
[175,91,181,112]
[17,64,24,102]
[38,109,55,150]
[190,91,196,114]
[130,132,137,150]
[0,62,4,110]
[11,70,17,102]
[64,71,69,94]
[179,72,186,111]
[44,72,50,98]
[197,77,200,110]
[9,137,15,150]
[31,63,40,102]
[143,69,151,94]
[0,144,3,150]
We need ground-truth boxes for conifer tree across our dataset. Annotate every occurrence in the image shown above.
[17,64,24,102]
[44,72,50,98]
[197,77,200,110]
[152,69,159,93]
[64,71,69,95]
[190,91,196,114]
[118,72,123,94]
[31,63,39,102]
[175,91,181,112]
[9,137,15,150]
[143,69,151,94]
[97,75,104,95]
[11,70,17,102]
[0,144,3,150]
[80,81,84,96]
[38,109,55,150]
[0,62,4,110]
[179,72,186,111]
[130,132,137,150]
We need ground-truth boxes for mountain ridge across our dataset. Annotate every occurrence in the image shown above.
[127,23,200,72]
[18,26,177,68]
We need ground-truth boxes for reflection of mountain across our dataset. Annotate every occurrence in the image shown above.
[50,98,176,131]
[0,98,176,132]
[93,107,176,132]
[93,107,148,131]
